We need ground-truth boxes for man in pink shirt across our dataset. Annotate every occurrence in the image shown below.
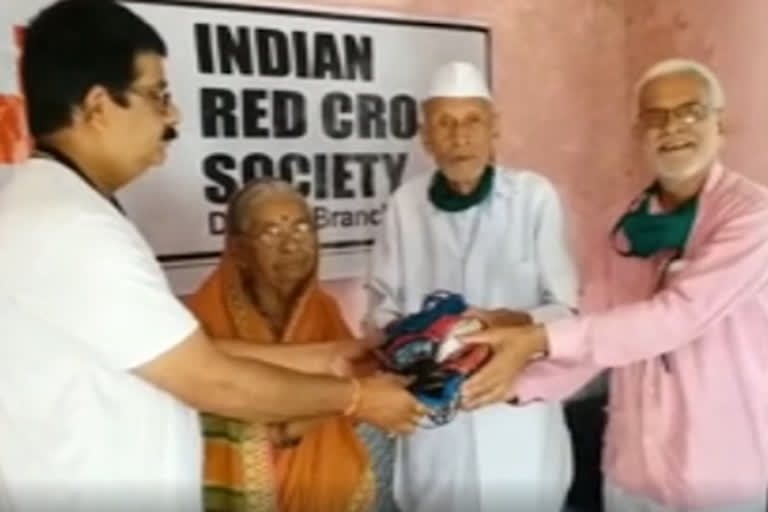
[460,58,768,512]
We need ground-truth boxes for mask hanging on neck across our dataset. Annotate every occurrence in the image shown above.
[428,166,494,212]
[612,183,698,259]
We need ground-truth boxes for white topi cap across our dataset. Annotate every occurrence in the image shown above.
[426,61,491,100]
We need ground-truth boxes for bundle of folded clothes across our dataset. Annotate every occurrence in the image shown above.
[375,291,491,427]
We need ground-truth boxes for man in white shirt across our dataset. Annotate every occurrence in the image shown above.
[366,61,580,512]
[0,1,425,511]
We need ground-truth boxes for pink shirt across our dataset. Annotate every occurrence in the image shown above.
[516,163,768,509]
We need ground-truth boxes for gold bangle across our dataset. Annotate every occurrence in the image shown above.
[343,378,361,417]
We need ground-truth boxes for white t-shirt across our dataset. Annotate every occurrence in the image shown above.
[0,158,201,512]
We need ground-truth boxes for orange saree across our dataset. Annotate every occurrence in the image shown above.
[185,258,375,512]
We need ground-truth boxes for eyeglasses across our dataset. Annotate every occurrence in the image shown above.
[128,86,172,114]
[253,221,313,247]
[638,102,711,130]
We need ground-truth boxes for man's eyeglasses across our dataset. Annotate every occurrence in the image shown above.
[128,86,172,114]
[638,102,711,130]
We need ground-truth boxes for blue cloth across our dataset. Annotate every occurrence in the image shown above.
[377,291,485,427]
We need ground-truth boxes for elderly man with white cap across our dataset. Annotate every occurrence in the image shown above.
[365,61,580,512]
[462,58,768,512]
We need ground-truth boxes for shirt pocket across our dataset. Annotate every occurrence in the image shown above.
[488,257,541,308]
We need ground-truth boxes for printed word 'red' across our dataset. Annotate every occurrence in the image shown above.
[200,88,418,140]
[195,23,373,81]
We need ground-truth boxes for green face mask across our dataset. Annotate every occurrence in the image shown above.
[612,184,698,259]
[428,166,494,212]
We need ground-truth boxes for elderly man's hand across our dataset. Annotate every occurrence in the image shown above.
[459,324,548,410]
[463,307,533,328]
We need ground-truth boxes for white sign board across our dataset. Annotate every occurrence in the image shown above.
[0,0,490,294]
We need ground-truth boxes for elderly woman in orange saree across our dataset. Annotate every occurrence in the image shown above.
[186,178,397,512]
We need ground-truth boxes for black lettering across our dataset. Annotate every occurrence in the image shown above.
[292,31,309,78]
[201,88,237,138]
[354,154,378,198]
[216,25,253,75]
[203,153,238,204]
[273,91,306,138]
[242,89,269,138]
[390,95,418,139]
[194,26,375,80]
[256,28,290,77]
[314,206,329,229]
[370,205,383,226]
[208,211,227,235]
[281,153,311,196]
[358,94,386,138]
[312,204,385,229]
[339,210,354,227]
[343,35,373,81]
[194,23,214,74]
[313,33,342,79]
[383,153,408,192]
[322,93,353,139]
[242,153,274,182]
[314,154,329,200]
[272,153,294,182]
[332,154,354,199]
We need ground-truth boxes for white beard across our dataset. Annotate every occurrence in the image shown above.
[656,159,706,183]
[654,139,720,185]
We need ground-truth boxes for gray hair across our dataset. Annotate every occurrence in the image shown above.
[635,58,725,110]
[226,177,307,235]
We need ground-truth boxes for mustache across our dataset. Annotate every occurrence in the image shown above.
[163,126,178,142]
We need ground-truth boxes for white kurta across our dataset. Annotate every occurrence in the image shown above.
[366,166,579,512]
